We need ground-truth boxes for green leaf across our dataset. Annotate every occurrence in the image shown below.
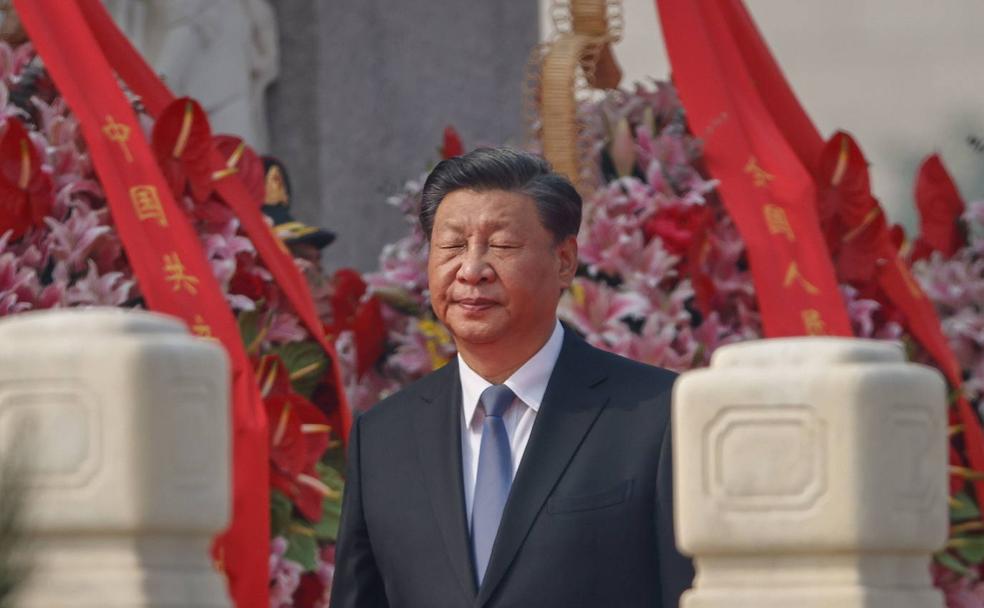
[936,550,975,578]
[321,441,347,476]
[312,462,345,541]
[952,535,984,564]
[313,495,342,542]
[270,490,292,538]
[317,461,344,487]
[237,310,264,354]
[283,527,319,572]
[272,341,328,398]
[951,491,981,522]
[372,286,422,316]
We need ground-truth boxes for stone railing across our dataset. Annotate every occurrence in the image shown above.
[0,309,231,607]
[673,337,948,608]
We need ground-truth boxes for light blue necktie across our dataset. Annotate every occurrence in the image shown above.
[471,384,515,586]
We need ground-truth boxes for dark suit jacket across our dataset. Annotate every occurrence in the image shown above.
[331,329,694,607]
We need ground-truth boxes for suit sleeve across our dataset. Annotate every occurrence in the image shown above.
[330,414,390,608]
[655,406,695,607]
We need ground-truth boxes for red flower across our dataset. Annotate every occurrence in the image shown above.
[688,237,716,316]
[815,131,892,286]
[352,296,386,377]
[256,354,293,399]
[152,97,213,203]
[642,203,712,255]
[326,269,387,377]
[441,126,464,160]
[212,134,265,205]
[0,119,52,239]
[261,356,333,522]
[912,154,966,261]
[888,224,906,251]
[229,267,267,302]
[329,267,367,329]
[293,572,327,607]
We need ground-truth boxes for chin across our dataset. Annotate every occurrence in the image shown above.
[445,318,508,347]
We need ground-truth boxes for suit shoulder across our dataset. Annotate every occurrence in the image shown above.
[582,339,678,388]
[358,362,456,428]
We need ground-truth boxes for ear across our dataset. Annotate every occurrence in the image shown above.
[556,235,578,288]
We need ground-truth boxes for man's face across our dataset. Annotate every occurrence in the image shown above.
[290,242,323,270]
[427,189,577,351]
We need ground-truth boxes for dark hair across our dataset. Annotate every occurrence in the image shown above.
[419,147,582,243]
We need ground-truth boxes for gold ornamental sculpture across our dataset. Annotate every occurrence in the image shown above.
[526,0,623,193]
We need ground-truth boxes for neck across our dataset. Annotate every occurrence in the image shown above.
[456,322,556,384]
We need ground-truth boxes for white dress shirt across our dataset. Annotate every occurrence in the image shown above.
[459,320,565,522]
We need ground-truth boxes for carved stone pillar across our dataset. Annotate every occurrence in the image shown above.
[0,309,231,607]
[673,338,947,608]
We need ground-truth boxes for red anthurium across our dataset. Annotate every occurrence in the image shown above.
[441,126,464,160]
[266,391,334,521]
[152,97,213,203]
[888,224,906,252]
[267,394,308,480]
[329,268,368,329]
[261,354,334,521]
[212,134,265,205]
[293,572,327,606]
[815,132,892,286]
[326,268,387,377]
[0,119,53,239]
[352,295,386,377]
[912,154,966,261]
[256,354,294,399]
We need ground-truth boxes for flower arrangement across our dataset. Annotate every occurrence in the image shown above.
[357,84,984,607]
[0,43,343,607]
[3,26,983,605]
[919,203,984,608]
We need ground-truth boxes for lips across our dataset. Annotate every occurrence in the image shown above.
[452,297,499,312]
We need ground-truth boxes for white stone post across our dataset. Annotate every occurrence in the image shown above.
[0,309,232,607]
[673,337,948,608]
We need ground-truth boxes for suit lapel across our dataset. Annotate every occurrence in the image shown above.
[477,333,609,606]
[412,359,479,601]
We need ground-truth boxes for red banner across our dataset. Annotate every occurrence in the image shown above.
[72,0,352,445]
[15,1,270,605]
[655,0,852,337]
[714,0,824,174]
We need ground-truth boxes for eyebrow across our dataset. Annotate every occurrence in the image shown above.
[436,221,465,233]
[437,218,511,233]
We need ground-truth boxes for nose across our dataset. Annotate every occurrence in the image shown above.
[457,246,495,284]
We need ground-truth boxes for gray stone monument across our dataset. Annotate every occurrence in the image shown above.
[107,0,538,272]
[267,1,539,271]
[106,0,279,151]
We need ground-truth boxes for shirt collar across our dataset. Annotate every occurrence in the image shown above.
[459,320,565,427]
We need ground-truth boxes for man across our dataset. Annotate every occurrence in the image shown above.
[332,148,693,607]
[260,156,336,275]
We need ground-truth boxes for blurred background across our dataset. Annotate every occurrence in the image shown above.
[105,0,984,270]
